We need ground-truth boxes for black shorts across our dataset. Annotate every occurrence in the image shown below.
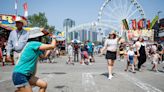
[134,51,137,55]
[106,51,117,60]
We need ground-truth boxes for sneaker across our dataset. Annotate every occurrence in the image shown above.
[81,63,85,65]
[124,69,127,72]
[108,75,113,80]
[88,63,92,65]
[155,70,159,72]
[138,69,142,72]
[132,71,136,74]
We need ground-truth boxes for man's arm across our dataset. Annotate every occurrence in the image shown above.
[39,50,51,59]
[39,37,56,51]
[100,40,108,55]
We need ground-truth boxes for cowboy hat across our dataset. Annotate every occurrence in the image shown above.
[15,16,27,26]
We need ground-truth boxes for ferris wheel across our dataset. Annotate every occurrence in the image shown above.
[97,0,146,36]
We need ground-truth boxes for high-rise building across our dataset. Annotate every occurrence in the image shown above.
[63,18,75,42]
[73,29,97,42]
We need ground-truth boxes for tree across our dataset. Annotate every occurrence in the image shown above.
[28,12,48,27]
[28,12,56,42]
[45,25,55,34]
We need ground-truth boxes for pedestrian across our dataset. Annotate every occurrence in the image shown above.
[133,41,138,69]
[119,43,125,61]
[124,46,136,73]
[6,16,29,65]
[80,44,89,65]
[135,37,147,71]
[56,48,60,58]
[0,47,2,63]
[87,40,95,63]
[67,43,74,65]
[2,42,7,66]
[100,31,122,80]
[151,51,161,72]
[157,44,163,63]
[12,30,56,92]
[74,42,79,62]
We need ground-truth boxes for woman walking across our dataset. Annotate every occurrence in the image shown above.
[135,37,147,71]
[101,31,122,80]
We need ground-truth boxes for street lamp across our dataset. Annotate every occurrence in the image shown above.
[157,11,162,23]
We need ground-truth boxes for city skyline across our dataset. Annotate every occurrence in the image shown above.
[0,0,164,30]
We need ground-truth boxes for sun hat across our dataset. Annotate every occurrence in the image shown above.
[15,16,27,26]
[109,30,116,35]
[29,28,49,39]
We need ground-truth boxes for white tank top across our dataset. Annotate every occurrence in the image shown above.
[104,38,118,51]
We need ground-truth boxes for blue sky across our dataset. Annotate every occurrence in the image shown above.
[0,0,164,30]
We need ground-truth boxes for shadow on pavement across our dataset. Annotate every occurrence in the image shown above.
[41,72,67,75]
[101,72,116,77]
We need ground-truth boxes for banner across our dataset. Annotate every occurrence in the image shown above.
[150,15,159,29]
[138,19,143,29]
[147,20,151,29]
[132,19,137,30]
[0,14,27,24]
[127,29,154,41]
[23,2,28,17]
[122,19,129,30]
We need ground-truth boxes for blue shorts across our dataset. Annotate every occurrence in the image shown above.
[129,56,134,64]
[88,52,93,56]
[12,72,31,87]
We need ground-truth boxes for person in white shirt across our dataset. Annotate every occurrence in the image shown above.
[67,43,74,65]
[101,31,122,80]
[125,46,136,73]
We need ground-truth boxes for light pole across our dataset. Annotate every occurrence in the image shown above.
[157,11,162,23]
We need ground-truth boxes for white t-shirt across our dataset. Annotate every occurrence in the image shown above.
[104,38,118,51]
[127,50,135,56]
[135,41,146,50]
[133,44,137,52]
[68,45,73,56]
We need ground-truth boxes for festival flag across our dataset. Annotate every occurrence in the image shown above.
[150,15,159,29]
[23,2,28,17]
[15,0,18,15]
[122,19,129,30]
[147,20,151,29]
[132,19,137,30]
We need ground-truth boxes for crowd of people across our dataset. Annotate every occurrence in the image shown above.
[99,31,164,80]
[66,40,95,65]
[0,16,164,92]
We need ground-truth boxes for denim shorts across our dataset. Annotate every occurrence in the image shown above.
[129,56,134,64]
[12,72,31,87]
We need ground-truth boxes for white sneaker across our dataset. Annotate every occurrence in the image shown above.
[108,75,113,80]
[88,63,92,65]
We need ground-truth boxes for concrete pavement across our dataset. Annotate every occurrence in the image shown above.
[0,55,164,92]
